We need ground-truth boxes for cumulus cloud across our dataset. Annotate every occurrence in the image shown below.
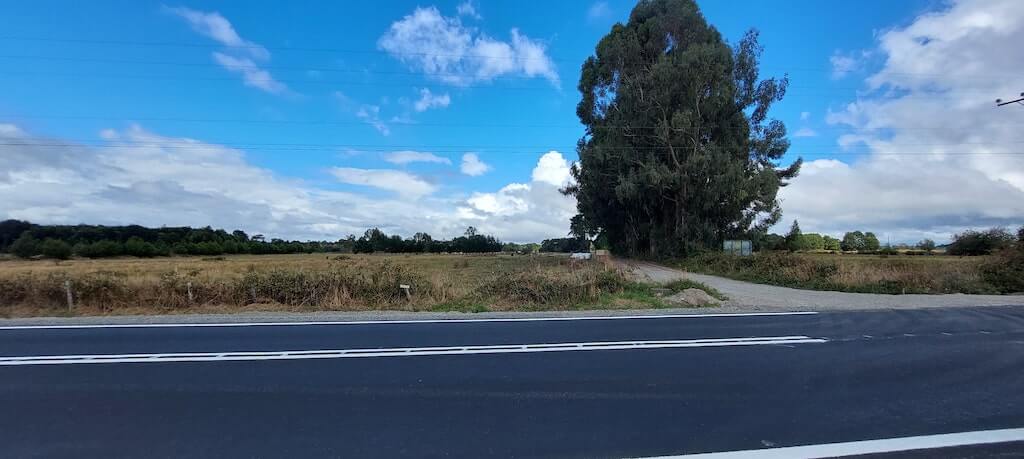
[531,150,573,186]
[0,124,574,242]
[460,153,491,176]
[383,150,452,165]
[377,6,559,86]
[413,88,451,112]
[167,6,288,94]
[779,0,1024,242]
[459,151,577,241]
[329,167,436,199]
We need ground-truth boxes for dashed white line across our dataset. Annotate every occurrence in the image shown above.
[637,427,1024,458]
[0,336,826,366]
[0,311,818,330]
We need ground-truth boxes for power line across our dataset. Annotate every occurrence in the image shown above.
[0,54,1012,93]
[996,92,1024,107]
[4,136,1024,149]
[0,68,1010,96]
[4,113,1022,132]
[1,35,1019,80]
[3,141,1024,156]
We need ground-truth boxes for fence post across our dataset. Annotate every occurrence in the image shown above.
[63,280,74,310]
[187,281,194,303]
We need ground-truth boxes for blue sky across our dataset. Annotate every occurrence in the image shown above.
[2,0,1022,243]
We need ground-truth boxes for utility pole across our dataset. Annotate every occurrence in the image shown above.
[996,92,1024,107]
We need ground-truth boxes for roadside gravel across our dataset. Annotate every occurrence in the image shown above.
[622,260,1024,311]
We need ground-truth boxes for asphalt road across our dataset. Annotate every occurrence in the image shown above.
[2,306,1024,458]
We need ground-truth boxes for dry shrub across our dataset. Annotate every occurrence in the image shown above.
[0,254,636,317]
[680,252,994,294]
[483,264,629,308]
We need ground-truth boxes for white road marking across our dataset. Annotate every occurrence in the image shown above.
[0,336,826,366]
[639,427,1024,458]
[0,311,818,330]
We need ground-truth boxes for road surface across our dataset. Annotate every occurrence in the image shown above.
[2,306,1024,458]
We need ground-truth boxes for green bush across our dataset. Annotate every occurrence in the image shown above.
[39,238,72,260]
[9,232,39,258]
[948,228,1014,256]
[76,240,124,258]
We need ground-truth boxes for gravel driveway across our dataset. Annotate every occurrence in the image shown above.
[622,260,1024,311]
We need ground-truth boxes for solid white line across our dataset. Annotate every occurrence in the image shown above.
[0,312,817,330]
[0,336,826,366]
[639,427,1024,458]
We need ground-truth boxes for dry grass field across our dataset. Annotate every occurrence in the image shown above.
[0,253,704,318]
[678,251,1007,294]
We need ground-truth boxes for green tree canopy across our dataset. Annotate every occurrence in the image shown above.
[564,0,801,257]
[39,238,72,260]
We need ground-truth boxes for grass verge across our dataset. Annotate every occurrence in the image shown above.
[0,253,718,318]
[677,251,1020,294]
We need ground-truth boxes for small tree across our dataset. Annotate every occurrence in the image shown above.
[948,228,1014,256]
[823,235,841,251]
[841,231,864,252]
[863,232,881,251]
[124,236,157,257]
[39,238,72,260]
[918,239,936,254]
[785,220,802,252]
[9,232,39,258]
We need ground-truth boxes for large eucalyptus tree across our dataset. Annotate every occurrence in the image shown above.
[564,0,801,257]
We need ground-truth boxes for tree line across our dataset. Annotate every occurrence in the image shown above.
[350,227,502,254]
[0,220,508,259]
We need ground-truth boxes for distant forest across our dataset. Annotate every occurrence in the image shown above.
[0,220,533,259]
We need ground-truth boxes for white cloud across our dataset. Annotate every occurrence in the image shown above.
[413,88,451,112]
[0,124,26,137]
[456,1,481,19]
[792,127,818,138]
[377,6,559,86]
[460,153,491,176]
[212,52,288,94]
[329,167,436,199]
[587,1,612,21]
[167,6,288,95]
[383,150,452,165]
[531,150,572,187]
[779,0,1024,242]
[829,50,871,79]
[800,111,810,121]
[460,152,578,241]
[0,125,577,242]
[356,104,389,135]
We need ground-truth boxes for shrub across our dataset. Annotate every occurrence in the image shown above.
[980,248,1024,293]
[9,232,39,258]
[918,239,936,253]
[948,228,1014,256]
[39,238,72,260]
[76,240,124,258]
[124,237,157,258]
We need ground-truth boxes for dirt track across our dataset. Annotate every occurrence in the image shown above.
[621,260,1024,311]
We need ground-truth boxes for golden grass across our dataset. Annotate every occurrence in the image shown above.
[0,253,648,317]
[680,252,997,294]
